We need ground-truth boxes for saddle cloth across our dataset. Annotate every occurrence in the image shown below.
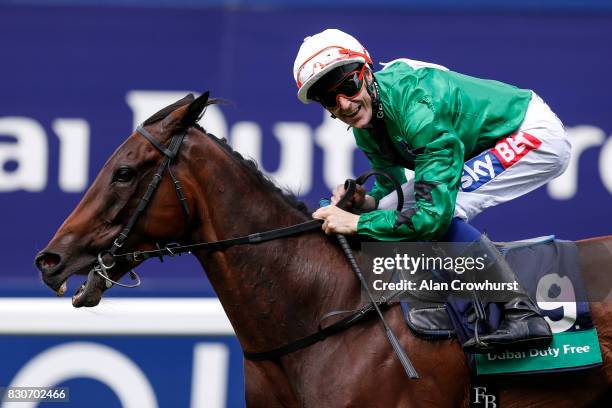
[398,237,603,375]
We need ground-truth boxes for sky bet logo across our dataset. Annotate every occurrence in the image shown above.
[461,131,542,192]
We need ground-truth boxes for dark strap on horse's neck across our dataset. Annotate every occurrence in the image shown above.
[114,219,323,262]
[243,299,391,361]
[168,166,190,218]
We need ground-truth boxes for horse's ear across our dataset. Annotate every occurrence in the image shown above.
[182,91,210,127]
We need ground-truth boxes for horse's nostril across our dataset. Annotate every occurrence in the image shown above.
[35,252,62,273]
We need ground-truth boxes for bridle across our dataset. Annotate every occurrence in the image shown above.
[93,124,191,289]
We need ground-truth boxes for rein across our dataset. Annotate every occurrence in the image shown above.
[111,170,404,264]
[112,220,323,263]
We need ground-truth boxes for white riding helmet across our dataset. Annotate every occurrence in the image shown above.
[293,29,372,104]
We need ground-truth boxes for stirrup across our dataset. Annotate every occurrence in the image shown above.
[462,290,493,352]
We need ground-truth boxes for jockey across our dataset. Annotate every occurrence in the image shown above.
[294,29,571,353]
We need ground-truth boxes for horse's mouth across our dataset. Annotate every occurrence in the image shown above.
[46,262,107,308]
[71,268,106,308]
[45,255,136,308]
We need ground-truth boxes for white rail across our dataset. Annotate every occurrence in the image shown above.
[0,298,235,335]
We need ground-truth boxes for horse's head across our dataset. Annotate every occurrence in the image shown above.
[35,92,213,307]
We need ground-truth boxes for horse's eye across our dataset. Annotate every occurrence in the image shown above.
[112,167,135,183]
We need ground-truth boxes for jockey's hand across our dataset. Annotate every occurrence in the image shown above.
[312,205,359,235]
[330,183,373,209]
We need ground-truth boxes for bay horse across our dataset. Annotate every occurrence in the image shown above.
[35,92,612,407]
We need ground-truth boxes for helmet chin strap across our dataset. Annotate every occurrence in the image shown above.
[366,74,385,124]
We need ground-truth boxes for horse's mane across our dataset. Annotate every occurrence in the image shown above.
[193,122,311,217]
[141,94,311,217]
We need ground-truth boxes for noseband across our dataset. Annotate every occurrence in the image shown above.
[93,124,190,289]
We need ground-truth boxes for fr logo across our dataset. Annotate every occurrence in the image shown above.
[472,385,498,408]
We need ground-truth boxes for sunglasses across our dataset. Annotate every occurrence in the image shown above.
[312,64,366,109]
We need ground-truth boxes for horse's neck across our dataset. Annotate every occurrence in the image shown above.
[187,142,359,353]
